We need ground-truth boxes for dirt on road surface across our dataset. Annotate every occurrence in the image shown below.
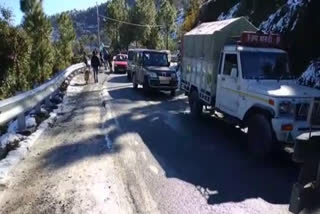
[0,74,136,214]
[0,72,297,214]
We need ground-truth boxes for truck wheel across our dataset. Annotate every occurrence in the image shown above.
[247,114,273,158]
[143,82,150,94]
[188,90,203,117]
[132,74,138,89]
[170,90,176,97]
[298,161,318,186]
[127,72,131,81]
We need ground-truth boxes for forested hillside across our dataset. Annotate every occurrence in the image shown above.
[183,0,320,82]
[50,0,185,46]
[0,0,77,99]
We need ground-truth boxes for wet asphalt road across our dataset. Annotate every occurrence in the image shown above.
[104,73,299,214]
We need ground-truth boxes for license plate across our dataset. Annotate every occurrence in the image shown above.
[159,77,171,84]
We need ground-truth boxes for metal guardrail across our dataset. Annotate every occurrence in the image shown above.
[0,63,86,131]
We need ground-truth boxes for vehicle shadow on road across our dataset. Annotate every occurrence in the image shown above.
[41,136,121,170]
[108,87,178,103]
[108,75,130,84]
[107,85,299,206]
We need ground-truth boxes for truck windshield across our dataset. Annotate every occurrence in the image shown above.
[241,52,292,80]
[143,52,169,67]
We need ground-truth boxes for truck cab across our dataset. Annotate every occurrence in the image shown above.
[216,44,320,149]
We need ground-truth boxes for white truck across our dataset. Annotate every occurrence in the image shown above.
[181,17,320,157]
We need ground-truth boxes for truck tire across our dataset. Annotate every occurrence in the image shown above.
[298,161,318,186]
[143,82,150,94]
[132,74,138,89]
[247,114,273,158]
[188,90,203,117]
[170,90,176,97]
[127,72,132,81]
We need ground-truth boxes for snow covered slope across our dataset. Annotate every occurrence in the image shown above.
[217,3,240,21]
[299,60,320,89]
[259,0,306,32]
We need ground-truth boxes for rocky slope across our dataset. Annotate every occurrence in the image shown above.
[198,0,320,84]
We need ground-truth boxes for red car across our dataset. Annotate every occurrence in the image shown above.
[113,54,128,73]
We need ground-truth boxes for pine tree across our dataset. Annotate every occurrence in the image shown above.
[158,0,177,49]
[21,0,54,84]
[181,0,201,34]
[106,0,128,50]
[0,6,32,98]
[55,12,76,70]
[132,0,157,48]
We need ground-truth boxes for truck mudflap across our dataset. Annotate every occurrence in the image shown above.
[181,80,191,92]
[199,89,212,105]
[289,133,320,214]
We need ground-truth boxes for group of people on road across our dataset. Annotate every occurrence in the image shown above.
[83,48,113,83]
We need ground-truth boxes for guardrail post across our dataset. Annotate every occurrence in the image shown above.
[45,96,51,106]
[17,113,26,132]
[35,103,41,113]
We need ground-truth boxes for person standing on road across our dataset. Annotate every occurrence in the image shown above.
[91,50,101,83]
[106,50,113,73]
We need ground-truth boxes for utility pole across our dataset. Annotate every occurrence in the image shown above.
[96,2,101,48]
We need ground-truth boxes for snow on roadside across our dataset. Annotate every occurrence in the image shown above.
[217,3,240,21]
[0,77,78,184]
[0,111,60,184]
[0,134,26,150]
[259,0,305,32]
[1,116,37,154]
[298,60,320,89]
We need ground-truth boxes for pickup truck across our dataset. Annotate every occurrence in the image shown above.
[181,17,320,157]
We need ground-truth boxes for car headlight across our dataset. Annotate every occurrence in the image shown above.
[279,101,295,116]
[146,71,157,78]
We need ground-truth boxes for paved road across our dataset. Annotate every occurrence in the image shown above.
[0,73,134,214]
[103,73,298,214]
[0,72,298,214]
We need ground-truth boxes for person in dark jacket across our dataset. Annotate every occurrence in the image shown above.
[91,50,101,83]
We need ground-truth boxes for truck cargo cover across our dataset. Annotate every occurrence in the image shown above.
[183,17,257,60]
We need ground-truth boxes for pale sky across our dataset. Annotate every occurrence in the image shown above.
[0,0,108,25]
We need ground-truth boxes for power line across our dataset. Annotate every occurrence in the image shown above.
[98,14,164,28]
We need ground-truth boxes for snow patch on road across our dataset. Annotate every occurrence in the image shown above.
[100,86,118,151]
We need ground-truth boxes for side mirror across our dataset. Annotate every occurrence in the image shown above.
[230,67,238,79]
